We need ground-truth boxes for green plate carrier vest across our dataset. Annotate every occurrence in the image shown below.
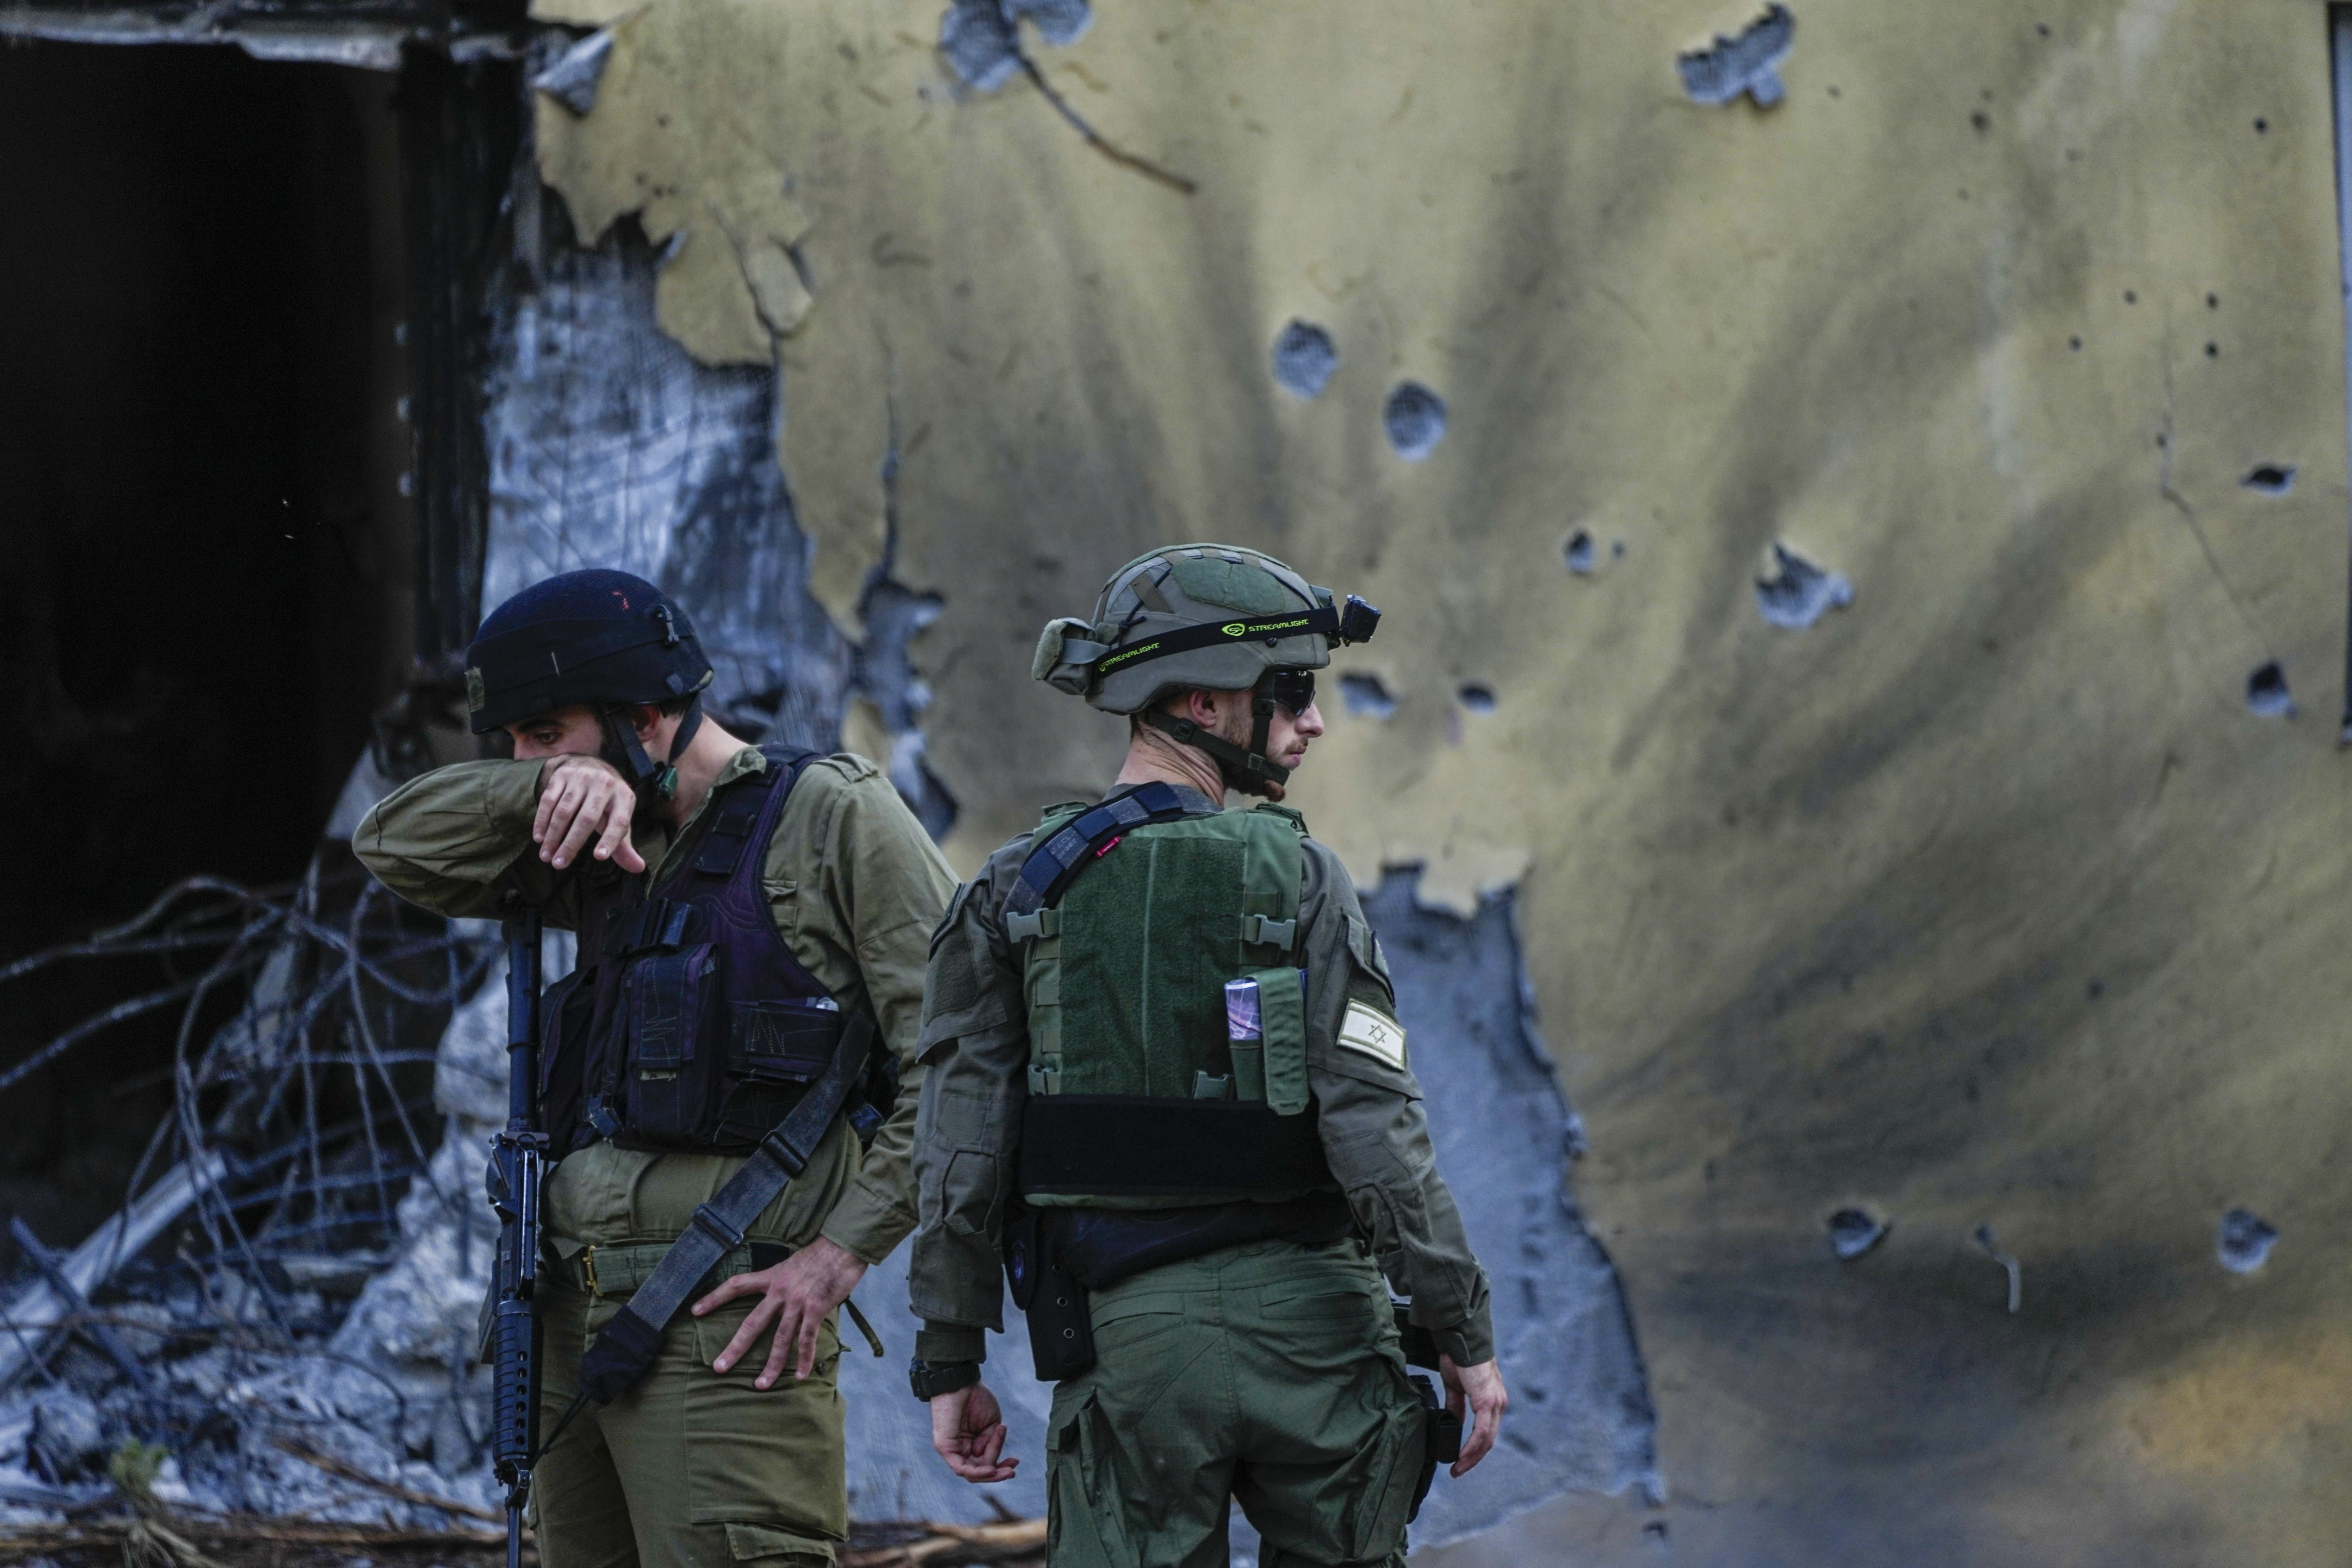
[1007,790,1335,1208]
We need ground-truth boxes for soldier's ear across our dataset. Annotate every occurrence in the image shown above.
[628,703,664,742]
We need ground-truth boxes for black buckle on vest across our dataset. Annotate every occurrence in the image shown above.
[693,766,783,876]
[604,897,702,956]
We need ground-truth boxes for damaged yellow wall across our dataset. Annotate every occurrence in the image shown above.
[536,0,2352,1559]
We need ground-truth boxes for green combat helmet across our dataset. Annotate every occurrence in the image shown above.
[1033,544,1380,795]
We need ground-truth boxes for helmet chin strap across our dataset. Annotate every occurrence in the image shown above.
[601,696,704,804]
[1140,693,1289,801]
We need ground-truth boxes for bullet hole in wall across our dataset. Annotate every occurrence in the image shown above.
[1458,683,1497,713]
[1564,530,1596,574]
[1676,2,1795,109]
[2204,341,2219,358]
[2254,117,2269,134]
[2123,289,2137,304]
[2217,1208,2278,1274]
[2240,464,2295,496]
[939,0,1092,91]
[2246,661,2293,717]
[2207,292,2220,308]
[1270,319,1337,399]
[1383,381,1448,461]
[2069,335,2083,350]
[1755,542,1855,629]
[1825,1208,1888,1260]
[1339,671,1397,720]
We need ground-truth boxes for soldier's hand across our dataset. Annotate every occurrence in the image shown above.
[1440,1355,1509,1476]
[534,754,646,873]
[931,1382,1018,1483]
[693,1236,868,1388]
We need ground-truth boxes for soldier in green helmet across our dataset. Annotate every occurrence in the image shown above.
[905,545,1508,1568]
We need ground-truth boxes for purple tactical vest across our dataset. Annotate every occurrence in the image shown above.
[539,745,848,1156]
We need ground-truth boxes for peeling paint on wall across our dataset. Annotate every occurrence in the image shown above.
[482,216,853,749]
[1361,871,1656,1542]
[509,0,2352,1558]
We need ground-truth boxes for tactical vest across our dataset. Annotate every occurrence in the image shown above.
[1005,785,1336,1207]
[539,745,868,1157]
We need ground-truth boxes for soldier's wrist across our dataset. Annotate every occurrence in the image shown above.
[917,1324,987,1364]
[1435,1320,1493,1366]
[908,1359,981,1401]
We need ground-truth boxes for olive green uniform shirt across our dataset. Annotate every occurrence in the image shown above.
[909,784,1496,1366]
[353,747,955,1266]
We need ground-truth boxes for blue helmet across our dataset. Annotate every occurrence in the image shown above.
[465,569,713,736]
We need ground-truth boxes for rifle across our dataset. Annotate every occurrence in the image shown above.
[488,909,547,1568]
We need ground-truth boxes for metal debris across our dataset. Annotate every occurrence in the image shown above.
[0,862,501,1527]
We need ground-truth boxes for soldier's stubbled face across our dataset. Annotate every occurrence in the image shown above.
[1179,687,1327,773]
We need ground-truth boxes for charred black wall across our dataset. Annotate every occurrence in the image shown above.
[0,43,412,1250]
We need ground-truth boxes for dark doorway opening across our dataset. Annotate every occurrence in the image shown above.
[0,41,414,1253]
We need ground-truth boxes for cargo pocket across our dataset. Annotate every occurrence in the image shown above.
[1046,1389,1131,1568]
[723,1521,838,1567]
[624,942,717,1141]
[1342,1376,1427,1563]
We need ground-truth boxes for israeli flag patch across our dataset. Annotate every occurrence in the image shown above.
[1338,1003,1407,1069]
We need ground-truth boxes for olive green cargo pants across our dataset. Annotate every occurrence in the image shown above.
[528,1278,847,1568]
[1045,1238,1429,1568]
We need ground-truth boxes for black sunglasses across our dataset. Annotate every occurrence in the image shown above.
[1260,669,1316,717]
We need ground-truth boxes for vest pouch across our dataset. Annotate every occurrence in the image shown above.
[1248,966,1309,1115]
[1229,1041,1265,1102]
[728,998,843,1083]
[622,941,719,1144]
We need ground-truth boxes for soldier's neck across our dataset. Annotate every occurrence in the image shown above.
[1114,729,1228,804]
[663,725,752,828]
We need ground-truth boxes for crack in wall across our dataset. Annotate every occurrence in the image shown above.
[937,0,1196,194]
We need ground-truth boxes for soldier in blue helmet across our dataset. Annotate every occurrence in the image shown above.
[356,569,956,1568]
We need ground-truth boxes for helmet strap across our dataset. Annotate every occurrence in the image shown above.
[600,696,700,805]
[1140,701,1291,799]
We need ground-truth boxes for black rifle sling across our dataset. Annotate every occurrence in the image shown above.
[576,1007,876,1405]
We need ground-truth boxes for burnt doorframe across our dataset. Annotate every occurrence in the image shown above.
[0,0,525,671]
